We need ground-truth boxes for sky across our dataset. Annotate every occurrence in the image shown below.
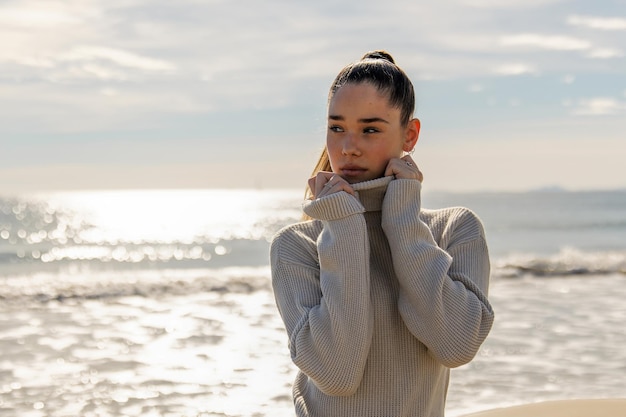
[1,0,625,193]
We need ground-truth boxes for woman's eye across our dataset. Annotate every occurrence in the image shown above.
[363,127,379,134]
[329,125,344,133]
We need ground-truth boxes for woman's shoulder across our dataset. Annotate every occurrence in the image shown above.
[421,205,482,223]
[270,220,323,265]
[272,220,323,242]
[420,206,487,246]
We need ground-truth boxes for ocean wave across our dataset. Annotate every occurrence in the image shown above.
[0,267,272,304]
[492,247,626,278]
[2,247,625,306]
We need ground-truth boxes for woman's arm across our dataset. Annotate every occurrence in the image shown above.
[382,179,494,368]
[270,191,374,396]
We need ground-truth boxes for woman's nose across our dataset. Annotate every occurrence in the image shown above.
[341,134,361,156]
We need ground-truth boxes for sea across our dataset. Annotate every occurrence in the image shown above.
[1,188,625,417]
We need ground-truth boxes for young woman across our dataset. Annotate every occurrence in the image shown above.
[270,51,494,417]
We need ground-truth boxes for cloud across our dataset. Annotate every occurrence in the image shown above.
[493,63,539,76]
[499,34,591,51]
[0,5,83,27]
[3,45,175,86]
[12,56,56,68]
[585,48,624,59]
[75,64,129,81]
[0,0,625,138]
[100,87,119,97]
[61,46,175,72]
[572,98,626,116]
[567,15,626,31]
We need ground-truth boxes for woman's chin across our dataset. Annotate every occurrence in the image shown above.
[339,170,379,184]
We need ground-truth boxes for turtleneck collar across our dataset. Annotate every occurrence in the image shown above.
[351,176,393,212]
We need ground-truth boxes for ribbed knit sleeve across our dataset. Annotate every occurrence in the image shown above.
[381,179,494,368]
[270,192,374,396]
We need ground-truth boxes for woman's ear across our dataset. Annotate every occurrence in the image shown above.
[403,118,421,152]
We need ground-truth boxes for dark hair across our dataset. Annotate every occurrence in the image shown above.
[328,50,415,125]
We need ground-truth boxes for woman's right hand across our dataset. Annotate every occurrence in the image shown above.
[308,171,356,199]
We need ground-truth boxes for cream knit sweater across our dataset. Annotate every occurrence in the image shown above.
[270,176,494,417]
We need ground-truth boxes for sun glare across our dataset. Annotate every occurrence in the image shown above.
[39,189,296,245]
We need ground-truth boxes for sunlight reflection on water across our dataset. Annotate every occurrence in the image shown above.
[0,189,302,270]
[36,189,301,244]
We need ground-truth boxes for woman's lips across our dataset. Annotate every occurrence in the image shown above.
[341,166,367,176]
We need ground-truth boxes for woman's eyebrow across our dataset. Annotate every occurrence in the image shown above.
[328,115,390,124]
[359,117,389,124]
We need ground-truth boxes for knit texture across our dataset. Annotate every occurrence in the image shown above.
[270,176,494,417]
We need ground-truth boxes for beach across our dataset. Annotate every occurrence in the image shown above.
[1,270,624,416]
[464,399,626,417]
[1,189,625,416]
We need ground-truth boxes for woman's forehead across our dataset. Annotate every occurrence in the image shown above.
[329,83,400,118]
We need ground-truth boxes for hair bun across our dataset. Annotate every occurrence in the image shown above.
[361,50,395,64]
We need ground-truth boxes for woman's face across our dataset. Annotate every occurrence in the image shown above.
[326,82,412,184]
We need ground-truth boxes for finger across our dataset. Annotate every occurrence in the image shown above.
[392,156,424,181]
[400,155,415,165]
[384,159,399,177]
[336,181,356,196]
[314,172,334,197]
[385,158,406,177]
[318,174,356,198]
[384,164,395,177]
[318,178,334,197]
[400,156,423,182]
[321,182,355,197]
[307,177,317,198]
[318,174,339,197]
[330,175,356,196]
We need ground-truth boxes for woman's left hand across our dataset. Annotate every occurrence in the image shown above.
[384,155,424,182]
